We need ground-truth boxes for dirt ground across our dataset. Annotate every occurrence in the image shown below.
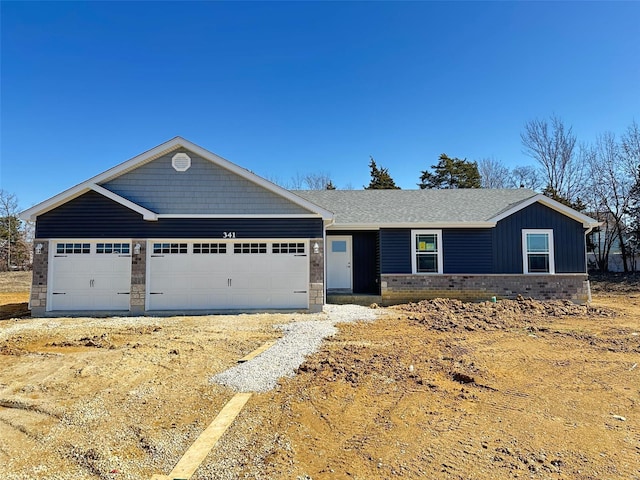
[1,272,639,480]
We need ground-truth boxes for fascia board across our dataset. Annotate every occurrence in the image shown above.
[326,222,497,230]
[19,184,158,222]
[156,213,322,219]
[90,184,158,221]
[20,184,91,221]
[20,137,186,221]
[21,136,334,221]
[489,194,601,228]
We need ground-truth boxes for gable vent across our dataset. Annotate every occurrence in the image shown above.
[172,152,191,172]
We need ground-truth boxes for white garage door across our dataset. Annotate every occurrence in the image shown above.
[147,240,309,310]
[49,241,132,311]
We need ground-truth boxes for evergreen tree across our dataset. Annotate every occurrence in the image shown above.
[364,156,400,189]
[418,154,481,189]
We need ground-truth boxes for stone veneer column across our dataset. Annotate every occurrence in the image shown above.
[130,239,147,315]
[29,240,49,317]
[308,238,324,313]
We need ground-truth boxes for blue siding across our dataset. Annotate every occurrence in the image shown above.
[442,229,493,273]
[493,202,586,273]
[329,231,379,294]
[380,229,412,274]
[102,149,311,215]
[36,191,323,239]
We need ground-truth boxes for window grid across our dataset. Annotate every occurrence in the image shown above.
[415,233,439,273]
[234,243,267,254]
[96,243,130,254]
[193,243,227,254]
[57,243,90,254]
[522,229,554,274]
[272,242,305,254]
[153,243,188,254]
[411,230,442,274]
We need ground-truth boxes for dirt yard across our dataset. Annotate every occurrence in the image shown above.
[1,272,639,479]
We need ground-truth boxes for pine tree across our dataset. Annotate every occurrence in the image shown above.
[418,154,481,189]
[364,157,400,189]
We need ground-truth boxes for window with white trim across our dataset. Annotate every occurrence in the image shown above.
[522,229,555,274]
[411,230,443,274]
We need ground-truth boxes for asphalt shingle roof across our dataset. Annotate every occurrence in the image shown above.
[293,189,538,226]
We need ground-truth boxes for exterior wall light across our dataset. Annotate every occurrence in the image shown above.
[35,243,43,255]
[134,243,141,255]
[313,242,320,254]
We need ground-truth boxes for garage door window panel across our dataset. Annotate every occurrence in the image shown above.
[56,243,90,254]
[153,243,188,254]
[234,243,267,254]
[97,243,130,254]
[272,243,305,254]
[193,243,227,254]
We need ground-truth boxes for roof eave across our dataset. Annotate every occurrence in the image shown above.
[327,221,497,230]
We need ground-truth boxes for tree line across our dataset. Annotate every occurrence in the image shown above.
[2,115,639,272]
[283,115,640,272]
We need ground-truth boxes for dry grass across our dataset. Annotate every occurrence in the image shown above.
[0,271,31,293]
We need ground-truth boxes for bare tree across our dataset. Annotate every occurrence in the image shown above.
[521,115,586,204]
[478,158,511,188]
[622,121,640,271]
[302,171,333,190]
[585,131,636,271]
[509,165,543,191]
[0,189,29,271]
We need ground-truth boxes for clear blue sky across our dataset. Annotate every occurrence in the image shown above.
[2,1,639,209]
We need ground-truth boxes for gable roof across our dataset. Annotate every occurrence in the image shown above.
[20,137,334,221]
[295,189,600,229]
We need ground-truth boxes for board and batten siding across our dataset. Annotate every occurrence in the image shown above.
[493,202,587,274]
[35,191,323,239]
[101,148,312,215]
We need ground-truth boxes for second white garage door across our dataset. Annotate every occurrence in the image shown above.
[147,240,309,310]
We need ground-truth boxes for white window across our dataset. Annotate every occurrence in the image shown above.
[411,230,443,274]
[522,229,555,274]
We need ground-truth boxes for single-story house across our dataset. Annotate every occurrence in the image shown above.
[20,137,600,316]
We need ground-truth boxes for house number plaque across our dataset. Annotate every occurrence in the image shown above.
[223,232,236,239]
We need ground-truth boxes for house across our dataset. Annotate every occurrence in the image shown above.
[20,137,600,317]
